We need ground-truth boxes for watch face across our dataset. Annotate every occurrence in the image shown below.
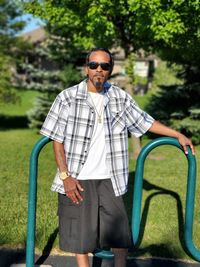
[60,172,68,180]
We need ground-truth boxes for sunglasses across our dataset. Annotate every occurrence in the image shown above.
[87,61,111,71]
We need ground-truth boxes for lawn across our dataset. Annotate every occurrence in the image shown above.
[0,90,40,116]
[0,90,200,262]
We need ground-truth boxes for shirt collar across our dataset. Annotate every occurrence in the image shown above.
[76,79,114,100]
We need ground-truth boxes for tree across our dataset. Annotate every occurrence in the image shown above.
[24,0,200,145]
[19,40,82,128]
[0,0,27,103]
[24,1,200,68]
[146,82,200,145]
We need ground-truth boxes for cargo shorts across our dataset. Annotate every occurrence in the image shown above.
[58,179,132,253]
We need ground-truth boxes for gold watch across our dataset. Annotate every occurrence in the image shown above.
[59,171,70,181]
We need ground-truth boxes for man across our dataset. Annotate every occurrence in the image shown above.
[40,48,194,267]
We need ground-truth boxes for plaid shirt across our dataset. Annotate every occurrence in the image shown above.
[40,80,154,196]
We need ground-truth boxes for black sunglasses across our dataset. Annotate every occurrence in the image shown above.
[87,61,111,71]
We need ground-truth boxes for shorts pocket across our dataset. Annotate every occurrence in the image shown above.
[58,196,80,242]
[59,217,79,243]
[57,193,81,216]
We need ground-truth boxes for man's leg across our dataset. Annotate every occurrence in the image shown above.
[58,183,98,267]
[76,253,90,267]
[98,181,131,267]
[112,248,128,267]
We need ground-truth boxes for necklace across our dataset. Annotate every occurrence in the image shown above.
[89,93,104,123]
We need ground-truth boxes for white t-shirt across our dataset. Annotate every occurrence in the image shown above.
[77,92,110,180]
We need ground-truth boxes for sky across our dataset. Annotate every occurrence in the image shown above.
[19,14,45,34]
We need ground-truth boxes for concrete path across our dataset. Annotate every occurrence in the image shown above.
[1,248,200,267]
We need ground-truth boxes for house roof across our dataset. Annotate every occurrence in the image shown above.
[21,27,46,43]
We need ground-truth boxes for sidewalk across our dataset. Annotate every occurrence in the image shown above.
[1,248,200,267]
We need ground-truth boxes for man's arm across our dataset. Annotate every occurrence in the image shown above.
[148,120,195,155]
[53,140,84,204]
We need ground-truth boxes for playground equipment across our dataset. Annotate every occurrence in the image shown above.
[26,136,199,267]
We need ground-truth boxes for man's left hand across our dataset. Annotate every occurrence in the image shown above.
[177,133,195,155]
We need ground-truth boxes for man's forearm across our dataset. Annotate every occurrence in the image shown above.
[148,120,180,138]
[53,140,68,172]
[53,141,84,204]
[148,120,195,154]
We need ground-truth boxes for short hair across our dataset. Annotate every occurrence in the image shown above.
[86,48,114,74]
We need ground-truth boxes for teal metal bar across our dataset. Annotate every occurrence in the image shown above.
[131,137,199,261]
[26,136,199,265]
[94,249,114,259]
[26,136,51,267]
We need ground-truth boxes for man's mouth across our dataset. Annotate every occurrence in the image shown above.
[94,74,104,78]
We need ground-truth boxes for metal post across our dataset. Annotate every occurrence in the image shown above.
[26,137,51,267]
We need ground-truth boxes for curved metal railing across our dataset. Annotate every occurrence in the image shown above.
[132,137,199,261]
[26,136,199,266]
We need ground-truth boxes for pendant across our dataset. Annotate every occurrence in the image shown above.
[98,116,102,123]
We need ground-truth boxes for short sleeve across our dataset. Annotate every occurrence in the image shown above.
[40,94,69,143]
[125,96,154,138]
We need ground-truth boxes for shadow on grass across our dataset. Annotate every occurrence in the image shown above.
[35,227,59,265]
[124,171,187,260]
[0,114,29,129]
[0,229,59,266]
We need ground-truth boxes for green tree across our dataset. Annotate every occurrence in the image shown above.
[144,61,200,144]
[0,0,27,103]
[19,42,82,128]
[24,0,200,144]
[24,0,200,69]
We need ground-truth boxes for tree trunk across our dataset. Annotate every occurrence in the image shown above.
[131,134,141,158]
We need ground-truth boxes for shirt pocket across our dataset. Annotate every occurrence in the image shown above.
[110,110,126,134]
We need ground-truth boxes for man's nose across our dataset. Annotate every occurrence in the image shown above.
[96,65,103,71]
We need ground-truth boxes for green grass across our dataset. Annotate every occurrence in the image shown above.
[134,91,153,109]
[0,90,40,116]
[0,129,58,249]
[1,89,200,262]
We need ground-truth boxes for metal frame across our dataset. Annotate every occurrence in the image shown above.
[26,136,199,266]
[132,137,199,260]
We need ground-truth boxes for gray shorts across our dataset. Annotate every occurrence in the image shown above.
[57,179,132,254]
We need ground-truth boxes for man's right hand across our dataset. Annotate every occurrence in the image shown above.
[63,177,84,204]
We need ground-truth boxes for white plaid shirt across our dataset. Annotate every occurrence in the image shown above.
[40,80,154,196]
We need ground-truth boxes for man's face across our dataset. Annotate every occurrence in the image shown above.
[85,51,112,91]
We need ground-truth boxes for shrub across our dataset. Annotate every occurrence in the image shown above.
[146,83,200,145]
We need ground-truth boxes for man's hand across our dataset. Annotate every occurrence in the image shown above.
[63,176,84,204]
[149,121,195,155]
[177,133,195,155]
